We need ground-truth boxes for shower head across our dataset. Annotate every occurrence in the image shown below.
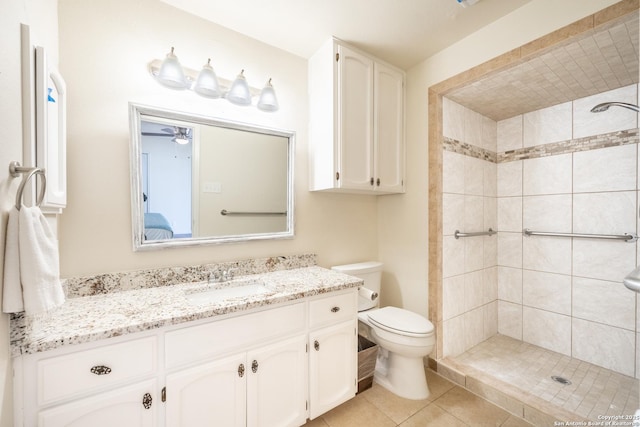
[590,102,640,113]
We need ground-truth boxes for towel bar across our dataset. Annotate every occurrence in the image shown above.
[220,209,287,216]
[454,228,496,239]
[523,228,637,243]
[9,161,46,210]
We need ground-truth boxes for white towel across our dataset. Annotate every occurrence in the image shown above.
[3,206,65,315]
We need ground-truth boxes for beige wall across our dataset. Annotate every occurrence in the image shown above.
[57,0,378,277]
[380,0,622,319]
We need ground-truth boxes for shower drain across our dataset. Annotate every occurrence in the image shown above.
[551,375,572,385]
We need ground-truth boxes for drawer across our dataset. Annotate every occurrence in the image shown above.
[309,290,356,329]
[38,336,157,405]
[165,302,305,368]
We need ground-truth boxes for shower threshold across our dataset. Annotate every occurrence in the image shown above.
[433,335,639,426]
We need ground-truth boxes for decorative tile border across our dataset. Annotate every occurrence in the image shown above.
[444,128,639,164]
[63,254,317,298]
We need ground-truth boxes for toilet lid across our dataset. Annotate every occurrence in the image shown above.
[367,307,434,337]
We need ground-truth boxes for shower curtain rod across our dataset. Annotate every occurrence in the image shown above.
[523,228,637,243]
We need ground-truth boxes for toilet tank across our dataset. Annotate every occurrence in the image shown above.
[332,261,383,297]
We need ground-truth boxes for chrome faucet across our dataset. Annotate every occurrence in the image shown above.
[209,268,235,283]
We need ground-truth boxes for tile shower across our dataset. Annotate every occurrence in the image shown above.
[441,83,640,377]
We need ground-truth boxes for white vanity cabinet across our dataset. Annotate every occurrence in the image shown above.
[14,288,358,427]
[309,37,405,195]
[308,292,358,419]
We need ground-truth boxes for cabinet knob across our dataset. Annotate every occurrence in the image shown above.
[238,363,245,378]
[90,365,112,376]
[376,178,380,186]
[331,306,340,313]
[314,340,320,351]
[251,360,259,373]
[370,177,374,186]
[142,393,152,409]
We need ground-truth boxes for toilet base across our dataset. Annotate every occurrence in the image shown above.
[373,352,430,400]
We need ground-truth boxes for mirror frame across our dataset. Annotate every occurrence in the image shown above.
[128,103,295,251]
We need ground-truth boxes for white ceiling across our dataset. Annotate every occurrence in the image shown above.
[159,0,531,70]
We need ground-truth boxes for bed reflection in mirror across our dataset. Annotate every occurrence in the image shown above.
[130,104,294,250]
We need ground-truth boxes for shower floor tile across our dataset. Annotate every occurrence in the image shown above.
[438,334,640,424]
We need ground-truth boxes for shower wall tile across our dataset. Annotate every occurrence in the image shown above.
[443,314,465,358]
[522,270,571,315]
[443,275,466,320]
[573,276,635,330]
[523,154,572,195]
[483,162,497,198]
[523,236,572,275]
[483,234,497,268]
[498,266,522,304]
[465,107,484,148]
[484,197,497,232]
[523,102,572,148]
[443,235,465,278]
[573,191,636,235]
[497,232,522,268]
[523,194,572,233]
[464,195,484,232]
[481,115,497,153]
[464,237,484,273]
[497,115,523,153]
[443,150,465,194]
[498,300,522,340]
[465,156,485,196]
[573,144,637,193]
[523,307,571,356]
[464,306,484,350]
[497,197,522,232]
[464,271,484,311]
[572,318,635,377]
[442,193,465,237]
[483,301,498,340]
[573,239,636,282]
[443,97,465,141]
[483,267,498,304]
[573,84,638,139]
[497,161,522,197]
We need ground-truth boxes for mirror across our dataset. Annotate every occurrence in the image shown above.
[129,103,294,250]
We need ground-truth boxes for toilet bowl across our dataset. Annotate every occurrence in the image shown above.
[332,262,435,400]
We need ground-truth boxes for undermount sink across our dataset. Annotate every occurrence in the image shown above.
[185,281,271,305]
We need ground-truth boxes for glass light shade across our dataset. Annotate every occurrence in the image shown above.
[193,59,221,98]
[257,78,279,112]
[156,47,188,89]
[226,70,252,106]
[173,136,190,145]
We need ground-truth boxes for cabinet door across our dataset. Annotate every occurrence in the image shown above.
[336,43,374,191]
[38,379,156,427]
[374,61,405,193]
[165,353,246,427]
[309,320,357,419]
[247,335,308,427]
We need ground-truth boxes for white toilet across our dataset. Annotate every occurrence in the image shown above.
[332,261,435,400]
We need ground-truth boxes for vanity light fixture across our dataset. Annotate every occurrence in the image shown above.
[156,47,188,89]
[226,70,252,106]
[257,78,279,112]
[149,48,279,112]
[193,58,221,99]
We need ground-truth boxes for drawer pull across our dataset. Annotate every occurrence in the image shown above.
[251,360,259,373]
[314,340,320,351]
[238,363,245,377]
[142,393,152,409]
[90,365,112,376]
[331,306,340,313]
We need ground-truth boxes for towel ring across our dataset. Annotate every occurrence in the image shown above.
[9,161,47,210]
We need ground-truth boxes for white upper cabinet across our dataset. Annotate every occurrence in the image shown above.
[309,38,405,195]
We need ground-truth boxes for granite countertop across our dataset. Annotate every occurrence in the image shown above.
[10,266,363,357]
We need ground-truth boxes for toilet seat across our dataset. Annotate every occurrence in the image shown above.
[367,307,434,338]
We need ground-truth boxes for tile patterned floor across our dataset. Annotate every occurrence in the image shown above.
[304,369,533,427]
[448,335,640,422]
